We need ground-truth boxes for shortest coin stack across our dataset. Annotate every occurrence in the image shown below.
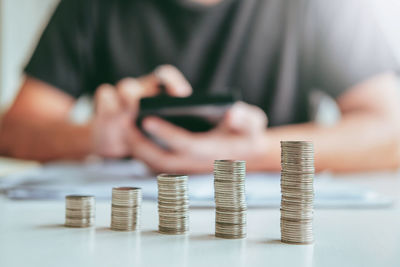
[214,160,247,239]
[157,174,189,235]
[111,187,142,231]
[65,195,95,228]
[280,141,314,244]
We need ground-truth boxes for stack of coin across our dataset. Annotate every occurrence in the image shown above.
[157,174,189,235]
[280,141,314,244]
[214,160,247,239]
[65,195,95,228]
[111,187,142,231]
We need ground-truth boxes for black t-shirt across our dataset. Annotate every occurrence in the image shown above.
[25,0,398,126]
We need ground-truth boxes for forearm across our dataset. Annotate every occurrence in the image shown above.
[0,115,92,162]
[254,114,400,172]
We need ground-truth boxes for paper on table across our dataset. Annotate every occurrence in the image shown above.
[0,157,40,177]
[0,160,393,208]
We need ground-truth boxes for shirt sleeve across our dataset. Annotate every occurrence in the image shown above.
[24,0,97,98]
[306,0,399,98]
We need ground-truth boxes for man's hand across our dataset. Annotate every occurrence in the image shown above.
[91,65,192,158]
[129,102,268,173]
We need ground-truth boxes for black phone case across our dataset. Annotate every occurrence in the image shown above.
[137,94,235,132]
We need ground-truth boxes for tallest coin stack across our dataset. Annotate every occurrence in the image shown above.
[280,141,315,244]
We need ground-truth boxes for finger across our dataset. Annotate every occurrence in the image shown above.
[94,84,121,118]
[142,116,192,152]
[222,102,268,135]
[116,78,153,112]
[130,128,212,173]
[130,127,168,158]
[154,65,192,97]
[129,127,177,170]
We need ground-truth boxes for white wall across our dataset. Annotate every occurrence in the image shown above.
[0,0,59,111]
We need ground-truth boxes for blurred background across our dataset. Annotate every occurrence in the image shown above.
[0,0,399,123]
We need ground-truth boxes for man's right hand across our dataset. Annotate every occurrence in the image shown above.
[91,65,192,158]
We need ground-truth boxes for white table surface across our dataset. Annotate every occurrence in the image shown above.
[1,172,400,267]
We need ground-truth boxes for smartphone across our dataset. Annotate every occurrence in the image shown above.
[137,94,235,133]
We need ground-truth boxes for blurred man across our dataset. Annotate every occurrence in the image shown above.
[0,0,399,173]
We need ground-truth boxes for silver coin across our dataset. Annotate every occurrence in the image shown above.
[214,160,247,239]
[157,174,190,235]
[65,217,95,228]
[65,195,96,228]
[111,187,142,231]
[280,141,315,244]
